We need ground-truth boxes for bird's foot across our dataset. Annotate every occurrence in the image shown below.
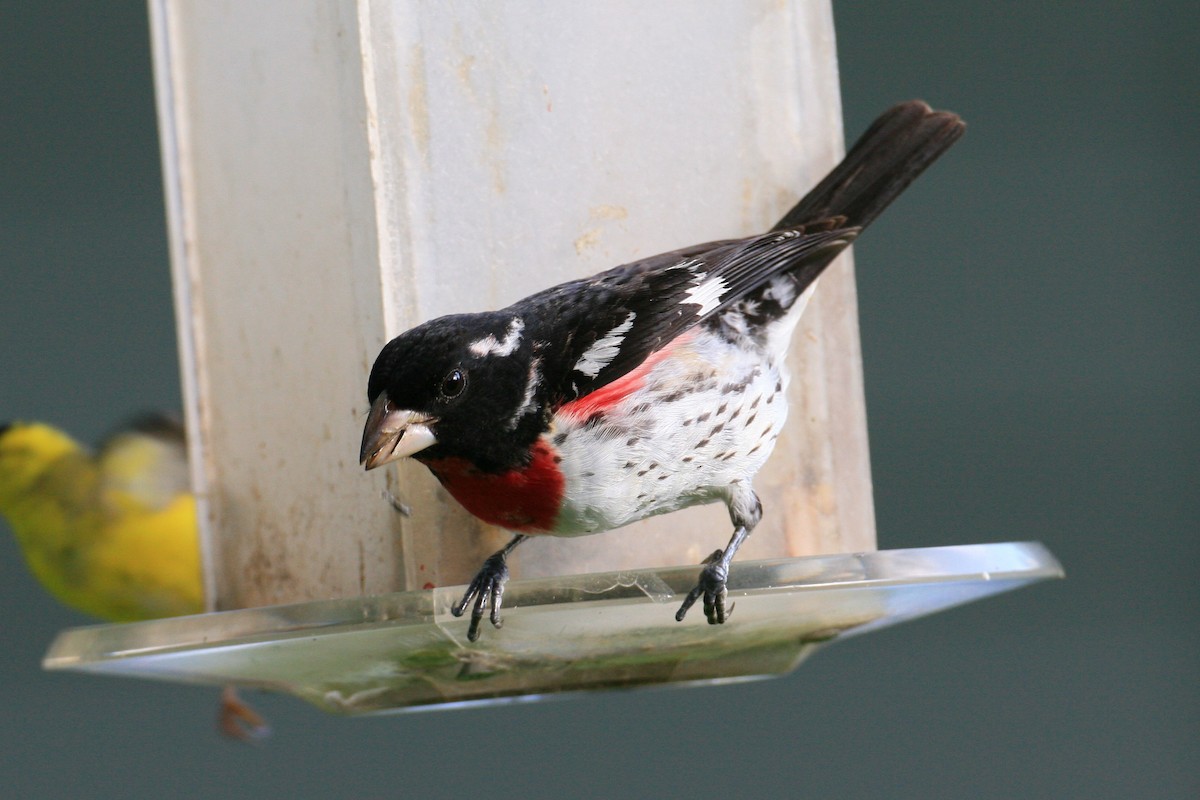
[217,686,271,743]
[676,549,735,624]
[451,551,512,642]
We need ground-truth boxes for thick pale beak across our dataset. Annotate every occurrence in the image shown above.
[359,394,438,470]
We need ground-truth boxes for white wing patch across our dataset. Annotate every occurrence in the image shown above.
[469,317,524,357]
[683,274,727,316]
[574,311,636,377]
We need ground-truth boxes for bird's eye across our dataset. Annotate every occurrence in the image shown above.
[440,368,467,399]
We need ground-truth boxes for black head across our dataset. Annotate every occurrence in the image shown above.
[360,312,548,473]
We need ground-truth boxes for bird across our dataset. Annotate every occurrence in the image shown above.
[0,416,269,741]
[360,100,965,641]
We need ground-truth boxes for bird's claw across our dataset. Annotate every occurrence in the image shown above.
[451,552,511,641]
[676,549,735,624]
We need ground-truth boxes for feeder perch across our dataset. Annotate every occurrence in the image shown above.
[44,1,1062,710]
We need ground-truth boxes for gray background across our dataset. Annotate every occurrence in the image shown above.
[2,2,1195,797]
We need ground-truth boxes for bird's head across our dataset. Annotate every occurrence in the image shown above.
[360,312,548,473]
[0,421,82,509]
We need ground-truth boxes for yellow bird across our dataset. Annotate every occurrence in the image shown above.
[0,416,267,740]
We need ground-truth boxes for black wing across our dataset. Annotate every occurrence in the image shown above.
[522,224,858,407]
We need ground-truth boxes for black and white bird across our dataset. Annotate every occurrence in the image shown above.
[361,101,965,640]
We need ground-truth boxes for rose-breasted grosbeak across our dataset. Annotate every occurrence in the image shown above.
[361,100,964,641]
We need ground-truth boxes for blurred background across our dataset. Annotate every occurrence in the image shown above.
[1,2,1195,797]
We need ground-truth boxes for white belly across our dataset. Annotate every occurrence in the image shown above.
[548,328,790,536]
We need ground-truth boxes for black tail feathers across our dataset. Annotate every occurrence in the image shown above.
[773,100,964,234]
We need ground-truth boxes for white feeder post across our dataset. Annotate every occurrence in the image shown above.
[153,0,876,611]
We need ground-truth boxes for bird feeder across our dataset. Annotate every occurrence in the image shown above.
[44,0,1061,712]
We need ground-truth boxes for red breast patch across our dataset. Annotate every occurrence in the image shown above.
[422,439,564,533]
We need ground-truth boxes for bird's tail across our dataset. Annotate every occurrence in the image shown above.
[772,100,965,233]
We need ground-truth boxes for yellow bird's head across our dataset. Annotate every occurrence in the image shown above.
[0,422,84,509]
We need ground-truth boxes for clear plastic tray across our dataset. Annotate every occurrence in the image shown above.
[43,542,1062,714]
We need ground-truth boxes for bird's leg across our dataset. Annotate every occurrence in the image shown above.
[217,686,271,743]
[451,534,528,641]
[676,489,761,624]
[675,529,747,624]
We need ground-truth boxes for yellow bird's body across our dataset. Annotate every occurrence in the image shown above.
[0,417,266,740]
[0,419,202,621]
